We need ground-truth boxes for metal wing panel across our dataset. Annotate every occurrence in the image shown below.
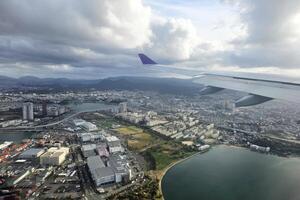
[192,74,300,103]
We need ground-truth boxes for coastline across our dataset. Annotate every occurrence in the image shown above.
[158,149,208,200]
[158,143,300,200]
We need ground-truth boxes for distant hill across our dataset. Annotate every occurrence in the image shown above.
[0,76,203,95]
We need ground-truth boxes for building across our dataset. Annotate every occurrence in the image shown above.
[73,119,97,131]
[106,136,124,153]
[73,119,86,126]
[47,105,66,116]
[19,148,45,159]
[42,102,47,116]
[0,141,13,150]
[78,132,104,142]
[118,102,127,113]
[81,122,97,131]
[40,147,69,166]
[22,102,34,121]
[87,156,115,186]
[109,155,130,183]
[97,145,109,158]
[82,144,97,158]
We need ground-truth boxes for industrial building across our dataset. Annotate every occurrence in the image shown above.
[87,156,115,186]
[97,145,109,158]
[78,132,103,142]
[19,148,45,159]
[73,119,86,126]
[106,136,124,153]
[82,144,97,157]
[22,102,34,121]
[81,122,97,131]
[40,147,69,166]
[0,141,13,151]
[109,155,130,183]
[73,119,97,131]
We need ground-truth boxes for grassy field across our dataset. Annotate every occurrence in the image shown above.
[81,112,118,129]
[116,126,144,135]
[116,126,156,151]
[145,142,196,170]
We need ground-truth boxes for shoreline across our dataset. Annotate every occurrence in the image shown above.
[158,149,208,200]
[158,144,300,200]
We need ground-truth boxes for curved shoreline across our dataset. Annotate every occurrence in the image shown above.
[159,144,300,199]
[159,150,208,200]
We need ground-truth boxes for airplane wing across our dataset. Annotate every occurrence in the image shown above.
[138,54,300,107]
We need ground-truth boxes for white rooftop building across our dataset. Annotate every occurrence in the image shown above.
[106,136,124,153]
[81,122,97,131]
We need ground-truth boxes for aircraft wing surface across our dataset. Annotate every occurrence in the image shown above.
[138,53,300,107]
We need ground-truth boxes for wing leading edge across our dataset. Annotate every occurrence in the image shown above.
[193,73,300,107]
[138,54,300,107]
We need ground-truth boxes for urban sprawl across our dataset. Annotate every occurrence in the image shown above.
[0,89,300,199]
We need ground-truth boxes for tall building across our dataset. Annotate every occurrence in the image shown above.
[118,102,127,113]
[42,102,47,116]
[22,102,34,121]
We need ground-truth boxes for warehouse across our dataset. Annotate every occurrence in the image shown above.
[73,119,86,126]
[19,148,45,159]
[82,144,97,157]
[87,156,115,186]
[109,155,130,183]
[78,132,103,142]
[81,122,97,131]
[93,167,115,186]
[106,136,124,153]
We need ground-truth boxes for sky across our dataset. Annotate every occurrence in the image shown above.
[1,0,300,79]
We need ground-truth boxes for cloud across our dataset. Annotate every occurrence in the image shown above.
[0,0,205,78]
[146,17,200,61]
[224,0,300,69]
[0,0,300,79]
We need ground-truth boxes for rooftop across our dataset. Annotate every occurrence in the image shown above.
[94,167,114,179]
[19,148,45,157]
[87,156,105,170]
[82,144,97,151]
[106,136,119,142]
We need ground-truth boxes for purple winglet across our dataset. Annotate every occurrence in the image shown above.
[138,54,157,64]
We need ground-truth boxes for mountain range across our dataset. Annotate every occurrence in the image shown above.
[0,76,202,95]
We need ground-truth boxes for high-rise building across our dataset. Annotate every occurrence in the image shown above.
[22,102,34,121]
[118,102,127,113]
[42,102,47,116]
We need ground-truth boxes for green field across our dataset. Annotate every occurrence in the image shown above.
[145,143,196,170]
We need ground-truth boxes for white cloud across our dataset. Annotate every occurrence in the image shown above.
[147,17,200,61]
